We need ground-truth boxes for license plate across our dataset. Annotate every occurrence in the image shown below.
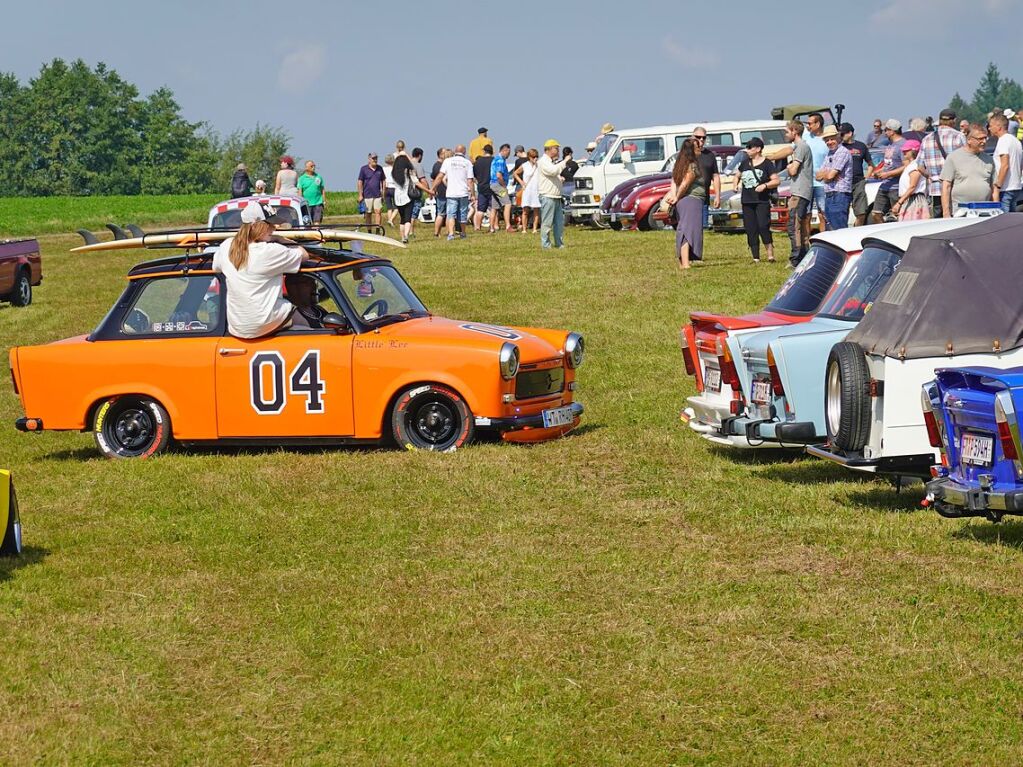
[961,433,993,466]
[542,405,575,428]
[770,211,779,221]
[705,366,721,393]
[752,379,771,404]
[610,211,617,222]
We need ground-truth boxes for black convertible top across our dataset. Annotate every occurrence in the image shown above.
[849,214,1023,360]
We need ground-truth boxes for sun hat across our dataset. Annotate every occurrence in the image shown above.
[601,122,614,133]
[239,201,288,224]
[544,139,560,148]
[586,142,597,151]
[820,125,839,138]
[1004,108,1016,118]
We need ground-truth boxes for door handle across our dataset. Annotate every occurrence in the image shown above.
[219,348,248,357]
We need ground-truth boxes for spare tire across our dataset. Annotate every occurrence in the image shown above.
[825,342,872,452]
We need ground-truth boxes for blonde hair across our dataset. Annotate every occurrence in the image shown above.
[229,221,274,270]
[527,148,539,160]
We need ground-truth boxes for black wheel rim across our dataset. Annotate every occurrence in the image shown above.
[410,398,458,446]
[111,407,155,452]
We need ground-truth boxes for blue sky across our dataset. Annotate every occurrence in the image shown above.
[7,0,1023,189]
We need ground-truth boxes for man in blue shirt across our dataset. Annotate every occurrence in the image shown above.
[489,143,513,232]
[803,113,829,234]
[870,119,908,223]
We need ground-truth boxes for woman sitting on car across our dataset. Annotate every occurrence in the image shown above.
[212,202,309,338]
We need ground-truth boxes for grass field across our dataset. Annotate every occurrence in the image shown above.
[0,192,359,236]
[2,210,1023,764]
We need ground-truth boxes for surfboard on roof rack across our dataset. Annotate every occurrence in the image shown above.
[69,227,406,254]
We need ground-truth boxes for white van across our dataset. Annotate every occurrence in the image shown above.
[569,120,789,225]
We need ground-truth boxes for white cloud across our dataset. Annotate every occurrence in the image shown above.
[277,44,326,91]
[661,35,719,70]
[870,0,1008,31]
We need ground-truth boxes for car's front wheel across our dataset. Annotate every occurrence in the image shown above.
[10,270,31,307]
[94,396,171,459]
[391,384,474,452]
[646,201,668,231]
[825,342,872,452]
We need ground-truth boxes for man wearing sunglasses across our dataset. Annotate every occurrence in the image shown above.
[690,127,721,229]
[940,124,996,217]
[866,119,889,149]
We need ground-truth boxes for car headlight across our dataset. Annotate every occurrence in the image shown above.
[575,177,593,190]
[565,333,584,368]
[499,343,520,380]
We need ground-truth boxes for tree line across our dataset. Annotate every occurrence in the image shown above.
[0,59,289,197]
[947,63,1023,125]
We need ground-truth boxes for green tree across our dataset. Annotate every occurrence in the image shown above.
[948,63,1023,126]
[213,125,291,194]
[138,87,218,194]
[971,62,1003,116]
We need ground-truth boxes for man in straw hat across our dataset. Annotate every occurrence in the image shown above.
[537,139,572,249]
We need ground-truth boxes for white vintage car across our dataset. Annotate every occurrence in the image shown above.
[808,212,1016,478]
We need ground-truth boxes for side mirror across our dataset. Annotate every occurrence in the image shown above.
[321,312,351,332]
[620,150,632,165]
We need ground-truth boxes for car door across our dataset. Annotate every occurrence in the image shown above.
[215,328,354,438]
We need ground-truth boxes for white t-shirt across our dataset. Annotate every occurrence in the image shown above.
[898,162,927,196]
[439,154,474,198]
[384,165,395,190]
[213,238,304,339]
[994,133,1023,192]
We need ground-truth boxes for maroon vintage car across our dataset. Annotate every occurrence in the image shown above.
[0,239,41,307]
[599,146,740,231]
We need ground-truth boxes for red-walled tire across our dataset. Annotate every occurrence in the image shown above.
[391,384,474,452]
[94,396,171,459]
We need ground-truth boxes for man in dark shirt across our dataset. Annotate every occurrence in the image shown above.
[431,147,449,237]
[356,153,386,226]
[839,123,877,226]
[472,143,495,232]
[691,126,721,228]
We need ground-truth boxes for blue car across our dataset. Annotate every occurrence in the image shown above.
[924,367,1023,521]
[719,219,974,448]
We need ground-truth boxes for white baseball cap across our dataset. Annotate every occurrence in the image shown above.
[1005,108,1016,118]
[240,201,281,224]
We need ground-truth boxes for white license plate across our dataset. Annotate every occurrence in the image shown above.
[542,406,575,428]
[705,366,721,393]
[610,211,617,222]
[752,379,772,404]
[961,433,994,466]
[770,211,780,221]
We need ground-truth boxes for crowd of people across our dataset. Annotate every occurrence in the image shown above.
[665,106,1022,270]
[230,156,327,225]
[355,128,579,248]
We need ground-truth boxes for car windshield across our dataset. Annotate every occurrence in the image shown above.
[765,244,846,314]
[211,205,302,229]
[588,134,617,165]
[817,245,901,321]
[333,264,427,325]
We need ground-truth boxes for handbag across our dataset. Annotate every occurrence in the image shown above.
[408,169,422,201]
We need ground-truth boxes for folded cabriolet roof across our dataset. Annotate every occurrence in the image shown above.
[848,214,1020,360]
[70,227,405,254]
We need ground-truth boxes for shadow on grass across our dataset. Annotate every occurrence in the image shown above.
[0,546,49,583]
[709,445,806,467]
[40,447,102,462]
[845,482,927,514]
[953,520,1023,549]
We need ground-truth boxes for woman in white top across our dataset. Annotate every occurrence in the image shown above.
[892,140,929,221]
[383,154,398,227]
[512,148,541,233]
[212,203,308,338]
[274,155,300,197]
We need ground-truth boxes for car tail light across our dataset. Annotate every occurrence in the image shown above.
[767,346,784,397]
[716,338,740,391]
[679,330,696,376]
[920,385,945,449]
[994,392,1023,475]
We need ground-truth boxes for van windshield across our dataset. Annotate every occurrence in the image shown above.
[589,134,617,165]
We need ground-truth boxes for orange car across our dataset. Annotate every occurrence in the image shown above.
[10,230,584,457]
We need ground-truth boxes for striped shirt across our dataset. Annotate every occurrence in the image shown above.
[916,126,966,196]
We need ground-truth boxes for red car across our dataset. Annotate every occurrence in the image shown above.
[600,146,740,231]
[0,239,42,307]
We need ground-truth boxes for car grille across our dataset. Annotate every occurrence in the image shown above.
[515,363,565,399]
[572,194,591,205]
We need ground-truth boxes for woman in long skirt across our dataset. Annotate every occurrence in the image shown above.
[664,139,705,269]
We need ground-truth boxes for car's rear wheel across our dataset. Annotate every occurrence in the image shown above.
[609,220,623,231]
[94,396,171,459]
[391,384,474,452]
[646,200,668,231]
[1,480,22,557]
[10,270,31,307]
[825,342,872,452]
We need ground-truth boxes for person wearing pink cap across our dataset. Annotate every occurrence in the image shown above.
[892,140,929,220]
